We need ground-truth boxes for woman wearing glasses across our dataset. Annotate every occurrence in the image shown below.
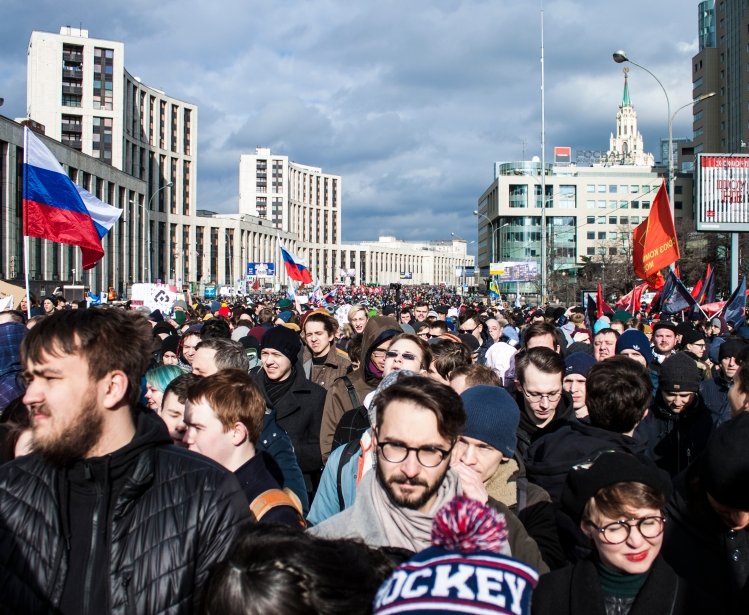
[532,451,687,614]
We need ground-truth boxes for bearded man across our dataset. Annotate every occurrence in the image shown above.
[0,308,249,613]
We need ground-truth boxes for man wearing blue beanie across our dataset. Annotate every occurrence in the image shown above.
[453,385,563,570]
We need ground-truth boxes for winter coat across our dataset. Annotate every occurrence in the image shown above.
[487,455,566,571]
[532,555,688,615]
[0,411,250,614]
[524,419,648,503]
[700,371,732,426]
[258,411,309,513]
[319,316,401,460]
[514,390,575,459]
[253,366,327,494]
[635,392,714,477]
[663,459,749,614]
[301,345,351,389]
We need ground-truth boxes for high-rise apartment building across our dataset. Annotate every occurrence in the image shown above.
[691,0,743,154]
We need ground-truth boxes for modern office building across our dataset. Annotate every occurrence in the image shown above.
[691,0,741,154]
[476,73,694,298]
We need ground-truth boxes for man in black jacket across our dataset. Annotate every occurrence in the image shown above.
[0,308,250,614]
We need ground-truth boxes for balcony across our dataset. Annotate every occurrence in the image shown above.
[62,68,83,80]
[62,84,83,95]
[61,123,82,134]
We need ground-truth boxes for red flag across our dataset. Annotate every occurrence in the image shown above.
[595,282,613,317]
[252,278,261,291]
[616,282,649,314]
[632,181,680,283]
[690,277,704,301]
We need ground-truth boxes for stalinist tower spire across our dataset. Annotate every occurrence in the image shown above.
[607,68,654,166]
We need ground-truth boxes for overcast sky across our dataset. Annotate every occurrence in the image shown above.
[1,1,698,252]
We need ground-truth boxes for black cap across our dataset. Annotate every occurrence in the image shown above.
[652,320,677,334]
[561,451,672,523]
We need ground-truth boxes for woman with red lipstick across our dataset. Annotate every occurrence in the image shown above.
[532,451,688,615]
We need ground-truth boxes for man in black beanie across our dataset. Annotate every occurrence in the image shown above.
[635,352,713,477]
[251,325,326,502]
[663,412,749,614]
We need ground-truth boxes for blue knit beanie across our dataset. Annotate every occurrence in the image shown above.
[615,329,653,365]
[564,352,596,378]
[460,385,520,458]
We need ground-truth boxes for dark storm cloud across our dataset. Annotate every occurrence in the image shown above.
[0,0,697,249]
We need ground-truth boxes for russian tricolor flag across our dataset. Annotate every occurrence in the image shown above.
[23,127,122,270]
[279,245,313,284]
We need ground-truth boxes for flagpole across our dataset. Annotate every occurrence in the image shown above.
[22,128,32,320]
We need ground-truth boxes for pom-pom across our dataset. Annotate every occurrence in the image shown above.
[431,496,509,553]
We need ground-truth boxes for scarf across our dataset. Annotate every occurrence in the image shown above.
[263,367,297,407]
[366,467,461,552]
[485,458,519,509]
[367,359,384,379]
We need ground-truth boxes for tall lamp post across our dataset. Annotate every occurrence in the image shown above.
[145,181,173,283]
[610,54,714,212]
[473,210,494,273]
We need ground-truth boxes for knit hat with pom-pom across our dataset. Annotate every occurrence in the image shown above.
[372,497,539,614]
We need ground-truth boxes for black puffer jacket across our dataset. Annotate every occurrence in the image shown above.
[0,411,250,614]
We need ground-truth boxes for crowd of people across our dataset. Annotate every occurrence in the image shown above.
[0,286,748,614]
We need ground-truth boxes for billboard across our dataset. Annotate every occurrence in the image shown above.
[246,262,276,277]
[489,261,539,281]
[696,154,749,231]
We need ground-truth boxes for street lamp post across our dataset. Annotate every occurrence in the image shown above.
[145,181,173,283]
[473,210,493,274]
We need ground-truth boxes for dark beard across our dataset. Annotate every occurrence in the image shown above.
[376,459,449,511]
[32,395,104,467]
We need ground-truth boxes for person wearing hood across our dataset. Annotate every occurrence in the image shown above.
[319,315,401,461]
[615,328,658,393]
[707,315,729,364]
[635,352,714,477]
[513,347,575,458]
[0,308,249,613]
[701,337,746,426]
[252,325,327,501]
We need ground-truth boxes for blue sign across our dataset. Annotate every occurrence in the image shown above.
[247,262,276,277]
[204,285,217,299]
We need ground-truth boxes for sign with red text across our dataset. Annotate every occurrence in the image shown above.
[696,154,749,231]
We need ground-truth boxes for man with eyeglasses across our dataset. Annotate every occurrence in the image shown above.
[513,347,574,457]
[679,328,711,380]
[309,375,466,552]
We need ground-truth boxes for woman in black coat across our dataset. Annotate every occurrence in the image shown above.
[532,451,688,615]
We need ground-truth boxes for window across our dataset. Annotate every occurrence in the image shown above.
[609,247,618,255]
[620,217,629,225]
[587,216,595,224]
[631,216,639,224]
[609,232,618,240]
[597,216,606,225]
[609,216,617,225]
[631,185,639,193]
[597,185,606,193]
[619,200,629,209]
[586,184,596,193]
[643,201,650,210]
[587,247,595,256]
[632,200,640,209]
[587,200,596,209]
[598,232,606,240]
[598,200,606,209]
[587,232,595,240]
[609,185,618,193]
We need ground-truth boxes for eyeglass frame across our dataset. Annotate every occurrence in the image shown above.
[585,515,666,545]
[370,346,390,359]
[521,388,562,403]
[375,440,452,468]
[459,323,480,335]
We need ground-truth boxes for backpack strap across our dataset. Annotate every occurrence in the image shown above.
[341,375,361,408]
[336,439,361,512]
[250,488,306,528]
[516,476,528,512]
[303,358,313,380]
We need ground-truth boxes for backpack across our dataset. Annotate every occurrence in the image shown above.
[335,438,361,512]
[331,375,370,450]
[249,487,307,528]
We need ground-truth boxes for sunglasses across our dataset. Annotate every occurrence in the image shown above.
[385,350,418,361]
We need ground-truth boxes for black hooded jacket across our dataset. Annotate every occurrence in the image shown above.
[635,391,714,477]
[0,410,250,614]
[514,390,575,458]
